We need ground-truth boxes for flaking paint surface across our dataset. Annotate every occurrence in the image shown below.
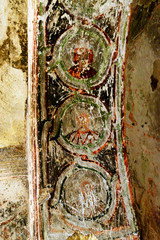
[0,0,160,239]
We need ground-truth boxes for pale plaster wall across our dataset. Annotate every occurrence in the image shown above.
[126,2,160,239]
[0,0,29,239]
[0,0,27,148]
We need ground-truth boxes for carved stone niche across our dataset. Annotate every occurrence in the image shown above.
[28,0,140,239]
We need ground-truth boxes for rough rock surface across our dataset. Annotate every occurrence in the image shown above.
[126,2,160,239]
[0,0,28,239]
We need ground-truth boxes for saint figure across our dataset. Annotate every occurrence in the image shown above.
[68,47,97,79]
[65,113,99,145]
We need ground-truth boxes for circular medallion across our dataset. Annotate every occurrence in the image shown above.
[51,161,117,223]
[62,168,110,219]
[51,94,111,155]
[51,24,114,90]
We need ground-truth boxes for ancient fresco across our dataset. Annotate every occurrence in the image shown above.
[34,0,140,239]
[29,1,138,239]
[51,24,113,90]
[51,94,111,154]
[0,0,160,239]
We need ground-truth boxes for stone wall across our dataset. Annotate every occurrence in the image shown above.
[0,0,29,239]
[126,1,160,239]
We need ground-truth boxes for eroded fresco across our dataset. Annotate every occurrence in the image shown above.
[35,0,140,239]
[0,0,159,239]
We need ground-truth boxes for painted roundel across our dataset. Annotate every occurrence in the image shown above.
[51,94,111,155]
[62,168,110,219]
[50,24,114,90]
[51,161,117,223]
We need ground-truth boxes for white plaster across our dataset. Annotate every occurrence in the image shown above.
[0,63,27,148]
[0,0,8,44]
[0,177,28,202]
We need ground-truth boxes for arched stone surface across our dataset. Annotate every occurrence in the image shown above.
[126,2,160,239]
[35,0,139,239]
[0,0,159,239]
[0,0,28,239]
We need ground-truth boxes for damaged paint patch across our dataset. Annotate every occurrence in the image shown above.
[67,231,98,240]
[0,177,29,239]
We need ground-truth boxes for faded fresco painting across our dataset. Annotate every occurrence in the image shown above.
[0,0,160,239]
[33,0,140,239]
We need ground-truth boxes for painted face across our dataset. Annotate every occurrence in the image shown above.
[74,48,93,68]
[76,113,90,129]
[80,181,93,195]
